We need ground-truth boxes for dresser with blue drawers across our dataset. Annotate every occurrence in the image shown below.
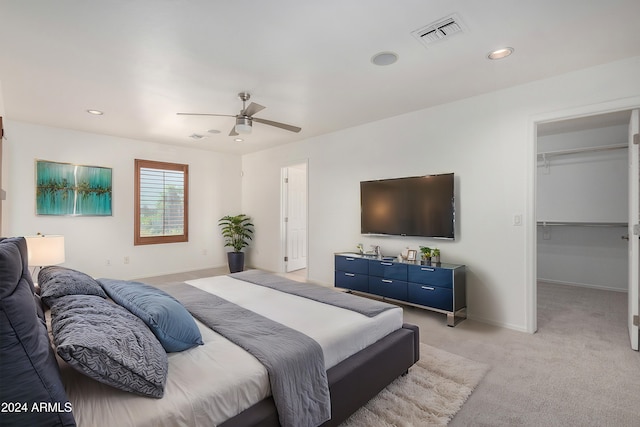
[335,253,466,326]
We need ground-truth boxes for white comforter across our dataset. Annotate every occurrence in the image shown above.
[60,275,403,427]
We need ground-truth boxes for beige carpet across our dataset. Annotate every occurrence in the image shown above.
[341,343,489,426]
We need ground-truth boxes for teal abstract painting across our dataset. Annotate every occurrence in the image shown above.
[36,160,112,216]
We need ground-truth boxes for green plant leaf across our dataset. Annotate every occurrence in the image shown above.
[218,214,255,252]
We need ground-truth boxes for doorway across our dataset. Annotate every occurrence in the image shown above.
[281,162,308,275]
[533,108,639,350]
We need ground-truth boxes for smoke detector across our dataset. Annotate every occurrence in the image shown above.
[411,14,466,47]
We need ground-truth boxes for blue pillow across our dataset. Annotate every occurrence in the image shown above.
[0,237,76,427]
[99,279,203,352]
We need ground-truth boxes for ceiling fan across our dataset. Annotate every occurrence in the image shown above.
[177,92,302,137]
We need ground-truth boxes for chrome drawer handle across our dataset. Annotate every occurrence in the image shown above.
[346,258,355,261]
[421,286,435,291]
[345,273,355,277]
[421,267,435,272]
[381,262,393,266]
[382,279,393,283]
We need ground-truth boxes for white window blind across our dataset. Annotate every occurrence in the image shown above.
[135,159,188,245]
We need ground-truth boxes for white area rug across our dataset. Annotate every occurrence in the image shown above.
[341,343,489,426]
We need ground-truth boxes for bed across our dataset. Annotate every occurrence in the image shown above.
[0,237,419,427]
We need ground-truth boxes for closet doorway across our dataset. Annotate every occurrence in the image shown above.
[281,162,308,275]
[535,109,639,350]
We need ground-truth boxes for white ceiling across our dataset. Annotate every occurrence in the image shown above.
[1,0,639,155]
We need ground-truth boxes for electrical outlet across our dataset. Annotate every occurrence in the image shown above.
[513,214,522,226]
[124,256,130,264]
[202,249,208,256]
[106,259,111,266]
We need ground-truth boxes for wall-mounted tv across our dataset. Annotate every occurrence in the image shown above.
[360,173,455,239]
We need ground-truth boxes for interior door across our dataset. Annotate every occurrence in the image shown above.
[284,163,307,272]
[628,109,639,351]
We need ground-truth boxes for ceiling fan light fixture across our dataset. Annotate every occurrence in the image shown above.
[235,116,252,134]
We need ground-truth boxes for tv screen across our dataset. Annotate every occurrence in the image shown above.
[360,173,455,239]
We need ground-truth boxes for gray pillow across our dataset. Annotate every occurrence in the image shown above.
[50,295,168,398]
[39,266,107,307]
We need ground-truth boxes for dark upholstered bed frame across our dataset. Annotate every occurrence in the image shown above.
[220,323,420,427]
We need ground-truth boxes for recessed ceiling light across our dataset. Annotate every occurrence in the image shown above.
[487,47,514,60]
[234,138,243,142]
[207,129,221,134]
[371,51,399,66]
[189,133,205,140]
[86,109,104,115]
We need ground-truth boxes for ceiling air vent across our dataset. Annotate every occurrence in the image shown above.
[411,14,466,47]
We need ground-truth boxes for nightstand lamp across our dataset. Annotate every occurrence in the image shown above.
[25,234,65,282]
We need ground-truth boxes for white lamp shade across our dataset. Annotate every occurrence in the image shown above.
[235,116,252,134]
[25,235,65,267]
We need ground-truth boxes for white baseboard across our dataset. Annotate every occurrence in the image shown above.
[537,278,627,293]
[466,313,530,333]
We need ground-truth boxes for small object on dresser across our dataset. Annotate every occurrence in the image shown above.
[432,248,441,263]
[419,246,432,263]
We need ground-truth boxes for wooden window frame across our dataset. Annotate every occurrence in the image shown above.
[134,159,189,245]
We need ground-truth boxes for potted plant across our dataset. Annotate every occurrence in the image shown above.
[419,246,431,263]
[432,248,441,264]
[218,214,254,273]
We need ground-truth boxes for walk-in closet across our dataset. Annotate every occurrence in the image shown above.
[536,110,633,343]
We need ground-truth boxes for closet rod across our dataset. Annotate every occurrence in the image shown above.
[537,143,627,159]
[537,221,628,227]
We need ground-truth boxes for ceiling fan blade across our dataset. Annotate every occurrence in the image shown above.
[176,112,236,117]
[229,125,239,137]
[241,102,266,117]
[253,117,301,133]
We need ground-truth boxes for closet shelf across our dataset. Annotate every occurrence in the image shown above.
[537,143,627,160]
[537,221,628,228]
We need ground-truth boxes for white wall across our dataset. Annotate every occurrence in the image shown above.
[242,56,640,332]
[5,120,242,279]
[537,226,628,290]
[537,124,629,291]
[537,125,628,223]
[0,80,4,114]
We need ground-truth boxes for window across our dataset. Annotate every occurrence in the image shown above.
[134,159,188,245]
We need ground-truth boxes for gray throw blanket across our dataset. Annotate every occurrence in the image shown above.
[230,269,396,317]
[164,282,330,427]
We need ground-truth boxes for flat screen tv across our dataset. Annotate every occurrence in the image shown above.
[360,173,455,239]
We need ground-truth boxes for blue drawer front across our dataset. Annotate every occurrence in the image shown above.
[369,277,408,300]
[368,261,407,281]
[335,256,369,274]
[407,265,453,289]
[408,282,453,311]
[335,271,369,293]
